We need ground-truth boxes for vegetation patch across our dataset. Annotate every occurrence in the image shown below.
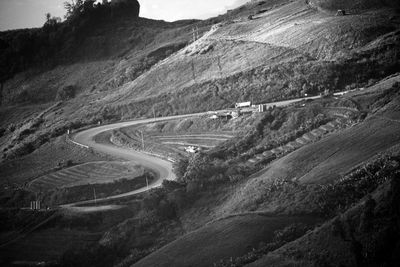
[41,171,155,206]
[28,161,146,192]
[255,153,400,217]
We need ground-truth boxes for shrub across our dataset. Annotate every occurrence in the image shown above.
[214,223,313,267]
[56,85,77,101]
[173,159,189,181]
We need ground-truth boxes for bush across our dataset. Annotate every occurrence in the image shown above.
[255,154,400,217]
[56,85,77,101]
[173,159,189,181]
[214,223,313,267]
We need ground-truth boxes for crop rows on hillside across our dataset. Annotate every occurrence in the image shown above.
[28,161,143,192]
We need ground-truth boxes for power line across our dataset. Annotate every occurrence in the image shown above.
[191,59,196,81]
[93,187,97,205]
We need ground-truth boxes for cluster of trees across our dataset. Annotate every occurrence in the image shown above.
[63,0,140,23]
[173,152,253,192]
[210,105,329,161]
[56,85,78,101]
[0,0,140,85]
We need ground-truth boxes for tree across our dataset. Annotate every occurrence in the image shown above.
[173,159,189,180]
[64,0,84,19]
[56,85,77,100]
[44,13,61,29]
[45,13,51,23]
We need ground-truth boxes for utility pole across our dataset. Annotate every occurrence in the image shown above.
[217,55,223,77]
[192,26,199,42]
[93,187,97,206]
[140,130,145,150]
[146,175,149,190]
[191,59,196,81]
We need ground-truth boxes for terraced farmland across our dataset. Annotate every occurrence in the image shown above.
[112,126,236,160]
[28,161,144,192]
[247,117,353,165]
[153,133,234,149]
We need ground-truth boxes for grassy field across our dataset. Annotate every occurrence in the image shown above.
[133,214,320,267]
[0,104,50,129]
[0,228,101,263]
[28,161,144,192]
[0,136,112,188]
[248,157,400,267]
[0,206,137,265]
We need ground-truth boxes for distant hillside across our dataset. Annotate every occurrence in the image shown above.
[91,0,400,120]
[309,0,400,13]
[1,1,400,265]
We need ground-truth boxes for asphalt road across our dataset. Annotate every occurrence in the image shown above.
[63,94,328,209]
[62,112,207,209]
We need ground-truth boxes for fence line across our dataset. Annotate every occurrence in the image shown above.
[110,135,176,163]
[66,134,90,149]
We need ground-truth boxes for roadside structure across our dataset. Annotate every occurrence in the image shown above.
[235,101,251,108]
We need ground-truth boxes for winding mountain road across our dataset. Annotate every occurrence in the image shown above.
[63,94,330,210]
[62,113,208,210]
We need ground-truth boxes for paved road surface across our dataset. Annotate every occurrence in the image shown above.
[63,94,329,209]
[62,113,207,209]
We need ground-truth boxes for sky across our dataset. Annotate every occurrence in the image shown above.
[0,0,248,31]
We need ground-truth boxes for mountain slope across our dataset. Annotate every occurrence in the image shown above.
[90,0,400,120]
[133,214,319,267]
[213,75,400,217]
[1,0,399,163]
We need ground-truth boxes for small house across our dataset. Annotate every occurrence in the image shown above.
[235,101,252,109]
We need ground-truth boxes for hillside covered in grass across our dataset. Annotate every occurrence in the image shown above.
[1,0,399,163]
[1,0,400,266]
